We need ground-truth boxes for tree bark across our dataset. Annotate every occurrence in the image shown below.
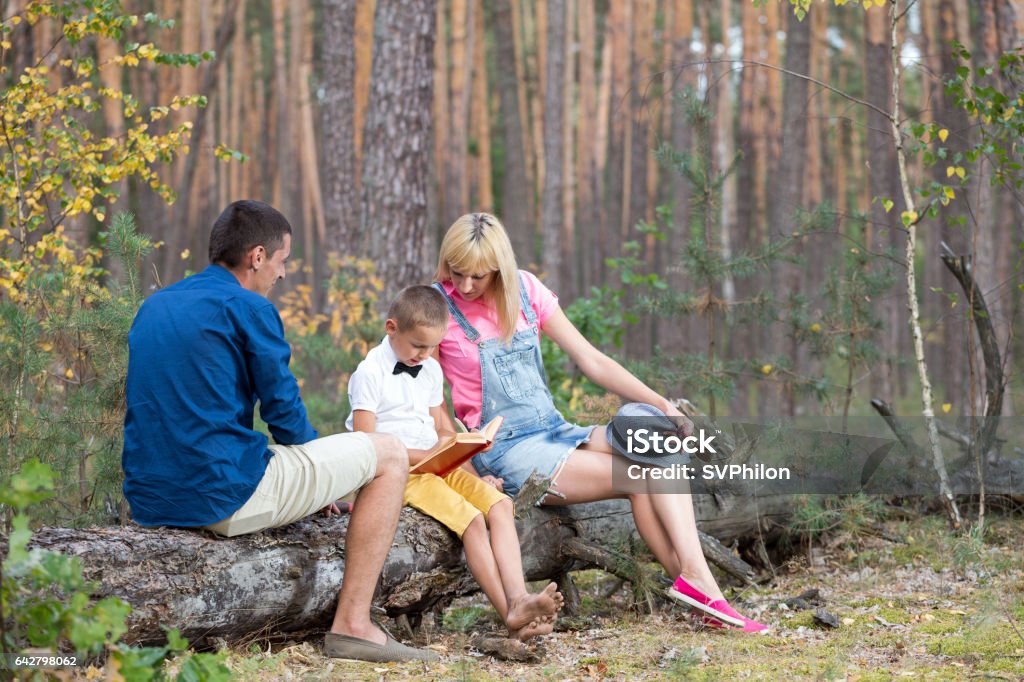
[540,0,565,292]
[665,0,696,362]
[716,0,737,321]
[159,0,240,281]
[864,4,905,405]
[321,0,362,255]
[762,6,810,417]
[488,0,534,259]
[604,0,631,266]
[575,0,598,290]
[431,0,449,232]
[445,0,475,227]
[29,493,792,645]
[470,2,493,211]
[560,0,576,302]
[361,0,437,301]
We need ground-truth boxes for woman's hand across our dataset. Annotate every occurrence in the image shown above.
[661,401,694,438]
[481,475,504,492]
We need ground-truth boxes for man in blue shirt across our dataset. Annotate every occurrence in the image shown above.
[123,200,436,663]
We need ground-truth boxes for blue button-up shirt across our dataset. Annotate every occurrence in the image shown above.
[122,264,317,526]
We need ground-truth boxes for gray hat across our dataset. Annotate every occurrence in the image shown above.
[608,402,691,467]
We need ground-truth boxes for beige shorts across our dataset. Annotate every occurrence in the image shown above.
[204,432,376,537]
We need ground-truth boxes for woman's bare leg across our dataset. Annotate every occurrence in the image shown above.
[628,492,682,575]
[547,428,724,601]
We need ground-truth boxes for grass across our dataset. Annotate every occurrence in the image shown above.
[204,512,1024,681]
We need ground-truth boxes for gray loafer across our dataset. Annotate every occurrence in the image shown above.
[324,631,439,662]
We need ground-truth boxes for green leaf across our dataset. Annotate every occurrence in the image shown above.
[6,514,33,564]
[0,459,56,510]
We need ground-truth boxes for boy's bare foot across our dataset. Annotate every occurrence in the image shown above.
[508,616,554,642]
[505,583,563,631]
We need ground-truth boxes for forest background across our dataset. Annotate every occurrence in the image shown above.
[2,1,1024,677]
[1,0,1022,522]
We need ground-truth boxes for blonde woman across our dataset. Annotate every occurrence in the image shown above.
[431,212,766,632]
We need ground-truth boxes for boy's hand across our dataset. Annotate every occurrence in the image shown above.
[469,427,495,453]
[320,500,352,517]
[481,475,504,492]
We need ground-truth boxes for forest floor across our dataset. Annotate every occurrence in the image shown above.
[214,510,1024,681]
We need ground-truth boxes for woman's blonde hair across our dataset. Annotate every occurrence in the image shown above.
[436,212,521,342]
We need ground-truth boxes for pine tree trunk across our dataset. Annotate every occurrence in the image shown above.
[764,7,810,417]
[575,0,598,291]
[665,0,696,361]
[228,0,246,203]
[717,0,737,317]
[540,0,565,292]
[296,0,324,303]
[968,0,1002,417]
[527,0,547,259]
[267,0,285,210]
[560,0,576,301]
[592,30,612,287]
[445,0,475,227]
[432,0,449,231]
[731,0,761,415]
[490,0,535,265]
[470,2,493,211]
[290,0,311,263]
[354,1,376,174]
[361,0,437,301]
[247,30,264,198]
[96,36,127,260]
[159,0,240,283]
[321,0,362,254]
[604,0,631,266]
[864,4,904,404]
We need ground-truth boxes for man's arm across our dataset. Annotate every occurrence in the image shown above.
[246,303,318,444]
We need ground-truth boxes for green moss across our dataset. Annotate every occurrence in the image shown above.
[925,621,1024,669]
[781,611,818,628]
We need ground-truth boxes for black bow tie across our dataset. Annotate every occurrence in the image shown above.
[393,361,422,378]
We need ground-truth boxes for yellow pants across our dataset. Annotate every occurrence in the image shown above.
[403,467,508,537]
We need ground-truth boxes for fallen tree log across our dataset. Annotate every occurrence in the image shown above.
[29,488,795,647]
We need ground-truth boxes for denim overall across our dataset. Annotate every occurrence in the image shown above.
[434,273,593,495]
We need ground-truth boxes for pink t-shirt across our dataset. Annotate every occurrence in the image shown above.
[437,270,560,429]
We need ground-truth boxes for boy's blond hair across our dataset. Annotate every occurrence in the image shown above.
[388,285,449,331]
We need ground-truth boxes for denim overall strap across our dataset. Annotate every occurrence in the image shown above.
[432,281,480,343]
[516,271,537,326]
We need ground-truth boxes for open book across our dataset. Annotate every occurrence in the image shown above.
[409,416,504,477]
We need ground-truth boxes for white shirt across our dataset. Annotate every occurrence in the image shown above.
[345,336,443,450]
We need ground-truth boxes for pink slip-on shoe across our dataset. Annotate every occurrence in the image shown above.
[698,612,770,633]
[667,576,745,627]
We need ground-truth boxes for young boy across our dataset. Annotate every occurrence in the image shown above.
[346,285,563,641]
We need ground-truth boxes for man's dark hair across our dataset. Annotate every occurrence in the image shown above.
[208,200,293,267]
[388,285,449,331]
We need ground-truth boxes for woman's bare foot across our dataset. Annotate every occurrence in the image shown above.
[505,583,563,631]
[508,616,554,641]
